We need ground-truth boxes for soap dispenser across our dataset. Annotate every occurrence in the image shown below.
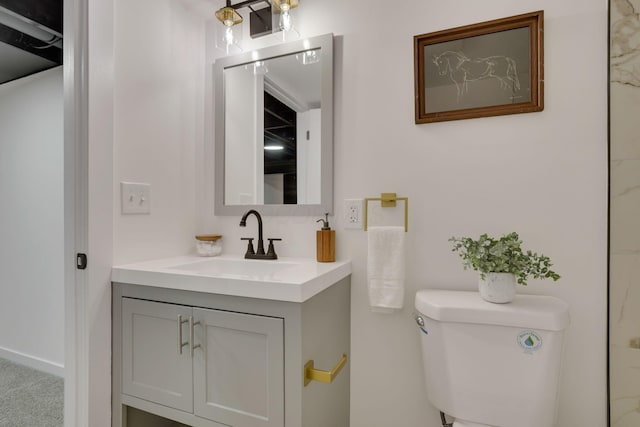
[316,213,335,262]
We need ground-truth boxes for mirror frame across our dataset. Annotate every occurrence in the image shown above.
[214,33,334,216]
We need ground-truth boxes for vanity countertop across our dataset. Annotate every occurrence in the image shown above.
[111,255,351,303]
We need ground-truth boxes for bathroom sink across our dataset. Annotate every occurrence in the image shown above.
[111,255,351,303]
[169,257,301,278]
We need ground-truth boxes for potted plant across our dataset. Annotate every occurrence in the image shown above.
[449,232,560,303]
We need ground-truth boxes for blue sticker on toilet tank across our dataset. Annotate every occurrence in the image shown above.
[517,330,542,354]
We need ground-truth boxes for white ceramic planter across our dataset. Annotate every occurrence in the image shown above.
[478,272,517,303]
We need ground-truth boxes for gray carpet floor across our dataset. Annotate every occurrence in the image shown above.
[0,358,63,427]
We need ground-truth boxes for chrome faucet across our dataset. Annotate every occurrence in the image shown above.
[239,210,281,260]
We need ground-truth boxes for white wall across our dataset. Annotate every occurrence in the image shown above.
[0,67,64,375]
[203,1,609,426]
[113,0,206,264]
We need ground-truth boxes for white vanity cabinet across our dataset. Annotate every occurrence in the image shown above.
[112,275,350,427]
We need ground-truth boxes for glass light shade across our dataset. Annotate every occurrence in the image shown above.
[272,4,299,41]
[272,0,299,13]
[215,18,243,54]
[280,10,293,31]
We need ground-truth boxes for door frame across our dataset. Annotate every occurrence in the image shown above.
[64,0,114,425]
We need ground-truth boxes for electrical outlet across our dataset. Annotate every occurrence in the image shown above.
[121,182,151,214]
[344,199,363,229]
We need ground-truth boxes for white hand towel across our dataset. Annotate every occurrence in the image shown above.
[367,226,406,312]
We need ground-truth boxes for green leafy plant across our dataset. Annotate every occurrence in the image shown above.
[449,232,560,286]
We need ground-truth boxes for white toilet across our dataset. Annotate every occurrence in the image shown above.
[414,289,569,427]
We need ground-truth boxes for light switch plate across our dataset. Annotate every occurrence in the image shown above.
[121,182,151,214]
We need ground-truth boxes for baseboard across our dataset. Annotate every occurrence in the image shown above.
[0,346,64,377]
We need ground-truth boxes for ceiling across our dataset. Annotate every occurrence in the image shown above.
[0,0,62,85]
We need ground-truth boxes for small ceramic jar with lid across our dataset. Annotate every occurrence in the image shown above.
[195,235,222,257]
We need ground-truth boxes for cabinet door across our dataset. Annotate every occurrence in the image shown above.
[193,308,284,427]
[122,298,193,412]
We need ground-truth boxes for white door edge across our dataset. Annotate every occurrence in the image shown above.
[63,0,89,424]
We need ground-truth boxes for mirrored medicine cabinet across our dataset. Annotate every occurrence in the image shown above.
[214,33,334,216]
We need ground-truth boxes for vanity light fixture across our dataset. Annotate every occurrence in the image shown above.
[214,0,301,53]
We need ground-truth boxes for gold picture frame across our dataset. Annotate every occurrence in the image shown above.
[414,11,544,124]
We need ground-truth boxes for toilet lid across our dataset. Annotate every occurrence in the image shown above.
[415,289,570,331]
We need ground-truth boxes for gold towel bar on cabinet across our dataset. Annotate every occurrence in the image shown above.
[364,192,409,232]
[304,353,347,386]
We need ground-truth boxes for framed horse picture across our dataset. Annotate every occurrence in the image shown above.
[414,11,543,124]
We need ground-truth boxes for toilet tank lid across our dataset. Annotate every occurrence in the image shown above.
[415,290,570,331]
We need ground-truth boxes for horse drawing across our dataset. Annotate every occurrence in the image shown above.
[432,51,521,101]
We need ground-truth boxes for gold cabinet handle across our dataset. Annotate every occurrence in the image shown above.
[304,353,347,386]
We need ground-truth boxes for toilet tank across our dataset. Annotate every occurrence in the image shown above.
[415,290,569,427]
